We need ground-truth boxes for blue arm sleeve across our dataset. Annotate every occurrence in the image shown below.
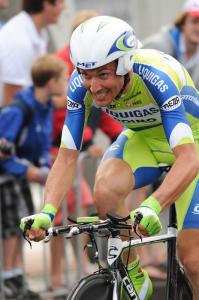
[61,71,88,150]
[0,107,30,176]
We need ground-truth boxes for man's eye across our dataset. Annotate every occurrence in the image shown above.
[100,73,108,78]
[81,74,90,80]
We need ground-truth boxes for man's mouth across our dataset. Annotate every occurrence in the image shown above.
[93,90,108,101]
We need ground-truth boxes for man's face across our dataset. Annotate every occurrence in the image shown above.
[79,61,124,107]
[0,0,9,9]
[43,0,64,24]
[183,15,199,44]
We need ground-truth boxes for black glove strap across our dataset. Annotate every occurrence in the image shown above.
[22,219,34,248]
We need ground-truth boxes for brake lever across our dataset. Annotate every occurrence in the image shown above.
[133,212,143,241]
[22,219,34,248]
[44,227,53,243]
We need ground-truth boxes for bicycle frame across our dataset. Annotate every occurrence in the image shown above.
[107,232,139,299]
[122,205,179,300]
[122,227,177,250]
[44,204,191,300]
[105,225,177,300]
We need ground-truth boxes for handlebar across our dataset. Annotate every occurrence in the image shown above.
[44,214,133,242]
[44,211,144,242]
[22,211,144,246]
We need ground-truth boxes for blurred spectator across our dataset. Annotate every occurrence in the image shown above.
[0,0,9,28]
[143,0,199,88]
[0,0,64,106]
[0,0,9,8]
[0,138,14,160]
[56,9,99,76]
[0,54,67,299]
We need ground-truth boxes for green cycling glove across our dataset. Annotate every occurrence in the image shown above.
[20,203,57,231]
[130,196,162,236]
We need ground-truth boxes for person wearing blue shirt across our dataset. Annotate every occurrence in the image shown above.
[0,53,66,299]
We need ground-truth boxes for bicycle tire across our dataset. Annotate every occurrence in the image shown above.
[67,270,114,300]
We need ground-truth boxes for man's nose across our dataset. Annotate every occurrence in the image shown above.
[90,78,101,93]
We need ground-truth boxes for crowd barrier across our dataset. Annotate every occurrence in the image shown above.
[0,152,99,299]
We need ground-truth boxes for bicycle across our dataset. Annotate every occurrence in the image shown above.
[26,203,192,300]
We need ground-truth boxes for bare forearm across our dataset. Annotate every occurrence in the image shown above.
[44,148,79,210]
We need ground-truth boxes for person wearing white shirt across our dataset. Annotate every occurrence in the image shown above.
[0,0,9,28]
[0,0,64,106]
[0,1,64,299]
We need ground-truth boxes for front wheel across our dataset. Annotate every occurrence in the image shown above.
[67,270,114,300]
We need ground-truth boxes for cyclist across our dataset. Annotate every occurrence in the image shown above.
[21,16,199,300]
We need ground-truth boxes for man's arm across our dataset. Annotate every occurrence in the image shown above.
[153,143,199,208]
[24,147,79,241]
[44,147,79,210]
[130,143,199,236]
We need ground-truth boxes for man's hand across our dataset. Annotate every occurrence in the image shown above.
[130,196,162,236]
[25,165,50,184]
[20,204,57,242]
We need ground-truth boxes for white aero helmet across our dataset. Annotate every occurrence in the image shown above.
[70,16,142,76]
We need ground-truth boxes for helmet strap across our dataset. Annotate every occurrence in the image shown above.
[115,73,130,100]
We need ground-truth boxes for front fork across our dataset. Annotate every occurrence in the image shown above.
[107,234,139,300]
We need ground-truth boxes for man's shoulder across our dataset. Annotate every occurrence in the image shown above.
[0,12,28,35]
[134,48,178,68]
[134,49,164,65]
[133,49,183,85]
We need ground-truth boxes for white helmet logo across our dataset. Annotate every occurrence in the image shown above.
[126,34,135,47]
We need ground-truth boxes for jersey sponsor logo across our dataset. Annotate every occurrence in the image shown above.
[181,94,199,106]
[192,204,199,214]
[138,65,168,93]
[161,96,181,111]
[69,75,83,93]
[109,103,121,109]
[67,97,82,110]
[104,105,160,124]
[125,100,142,108]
